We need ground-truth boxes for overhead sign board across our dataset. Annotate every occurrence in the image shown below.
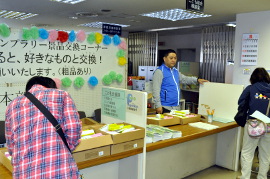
[102,24,122,36]
[186,0,204,12]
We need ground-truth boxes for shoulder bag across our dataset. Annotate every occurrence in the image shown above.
[247,100,270,138]
[24,92,71,153]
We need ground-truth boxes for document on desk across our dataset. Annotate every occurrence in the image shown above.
[250,110,270,123]
[213,117,235,123]
[189,122,219,130]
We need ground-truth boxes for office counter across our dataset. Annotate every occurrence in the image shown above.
[0,148,143,179]
[147,120,238,152]
[0,121,240,179]
[146,121,241,179]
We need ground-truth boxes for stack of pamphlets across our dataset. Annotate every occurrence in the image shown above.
[146,124,182,143]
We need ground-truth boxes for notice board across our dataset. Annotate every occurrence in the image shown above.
[0,28,127,120]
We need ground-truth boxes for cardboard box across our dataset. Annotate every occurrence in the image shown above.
[73,126,113,153]
[0,149,12,172]
[111,138,144,155]
[72,145,110,163]
[166,113,201,125]
[147,108,156,115]
[180,114,201,124]
[80,118,99,126]
[93,123,145,144]
[147,114,180,126]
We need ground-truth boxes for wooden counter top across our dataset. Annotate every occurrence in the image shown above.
[0,148,143,178]
[0,121,238,178]
[146,121,238,152]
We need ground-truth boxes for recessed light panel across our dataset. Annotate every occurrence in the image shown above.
[140,8,211,21]
[50,0,85,4]
[0,10,38,20]
[79,22,130,28]
[226,23,236,27]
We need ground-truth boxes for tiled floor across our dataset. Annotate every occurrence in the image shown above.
[183,149,270,179]
[183,165,252,179]
[183,163,270,179]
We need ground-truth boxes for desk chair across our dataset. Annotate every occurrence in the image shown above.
[0,121,6,147]
[78,111,86,119]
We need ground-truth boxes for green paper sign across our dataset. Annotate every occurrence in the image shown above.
[102,88,126,121]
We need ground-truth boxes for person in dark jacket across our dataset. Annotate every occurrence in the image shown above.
[238,67,270,179]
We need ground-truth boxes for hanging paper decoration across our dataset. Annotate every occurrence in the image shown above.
[109,71,117,80]
[74,77,85,88]
[116,49,126,58]
[103,34,111,45]
[102,71,123,85]
[53,78,61,89]
[87,32,95,44]
[88,76,98,86]
[118,57,127,66]
[116,74,123,83]
[57,31,69,43]
[102,75,112,85]
[95,32,103,44]
[77,30,86,42]
[22,28,32,40]
[48,29,58,42]
[31,26,39,40]
[61,77,72,87]
[69,30,76,42]
[118,41,127,50]
[39,28,49,39]
[113,34,121,46]
[22,26,39,40]
[0,23,11,37]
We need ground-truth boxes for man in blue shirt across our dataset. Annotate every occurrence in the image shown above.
[153,49,208,114]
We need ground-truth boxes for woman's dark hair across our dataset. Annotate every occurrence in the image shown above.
[25,76,57,91]
[250,68,270,84]
[163,49,176,58]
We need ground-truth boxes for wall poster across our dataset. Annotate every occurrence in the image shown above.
[241,33,259,66]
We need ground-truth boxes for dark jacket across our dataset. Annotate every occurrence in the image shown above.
[238,82,270,118]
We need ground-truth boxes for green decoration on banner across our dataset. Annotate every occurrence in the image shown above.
[109,71,117,80]
[0,23,11,37]
[116,49,126,58]
[102,75,112,85]
[74,77,85,88]
[61,77,72,87]
[87,33,95,44]
[31,26,39,40]
[116,74,123,83]
[22,28,31,40]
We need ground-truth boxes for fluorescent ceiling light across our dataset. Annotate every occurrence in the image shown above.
[0,10,38,20]
[226,23,236,27]
[140,8,211,21]
[50,0,85,4]
[79,22,130,28]
[148,25,195,32]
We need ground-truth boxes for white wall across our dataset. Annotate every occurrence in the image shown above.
[232,11,270,87]
[158,33,201,62]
